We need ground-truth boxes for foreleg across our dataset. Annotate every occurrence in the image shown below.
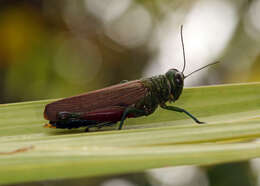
[161,105,204,124]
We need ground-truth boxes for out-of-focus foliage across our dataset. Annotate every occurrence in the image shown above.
[0,0,259,104]
[0,1,152,103]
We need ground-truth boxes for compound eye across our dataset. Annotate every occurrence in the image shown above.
[175,73,183,85]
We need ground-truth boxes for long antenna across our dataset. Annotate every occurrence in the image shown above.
[181,25,186,73]
[184,61,220,79]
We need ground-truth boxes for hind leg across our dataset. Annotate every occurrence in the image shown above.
[50,107,126,130]
[96,122,117,129]
[84,122,116,132]
[50,118,100,129]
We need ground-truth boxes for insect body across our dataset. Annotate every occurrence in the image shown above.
[44,26,219,131]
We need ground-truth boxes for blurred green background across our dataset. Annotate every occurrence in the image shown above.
[2,0,260,104]
[1,0,260,186]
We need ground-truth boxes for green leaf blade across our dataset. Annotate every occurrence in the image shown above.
[0,83,260,185]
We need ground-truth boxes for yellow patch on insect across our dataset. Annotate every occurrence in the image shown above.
[44,123,56,128]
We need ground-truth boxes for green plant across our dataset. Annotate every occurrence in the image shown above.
[1,82,260,185]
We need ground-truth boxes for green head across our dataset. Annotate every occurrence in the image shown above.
[165,25,220,102]
[165,69,184,101]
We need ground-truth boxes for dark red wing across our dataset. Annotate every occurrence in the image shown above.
[44,80,147,121]
[80,106,135,122]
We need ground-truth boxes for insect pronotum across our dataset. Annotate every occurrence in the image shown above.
[44,25,219,131]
